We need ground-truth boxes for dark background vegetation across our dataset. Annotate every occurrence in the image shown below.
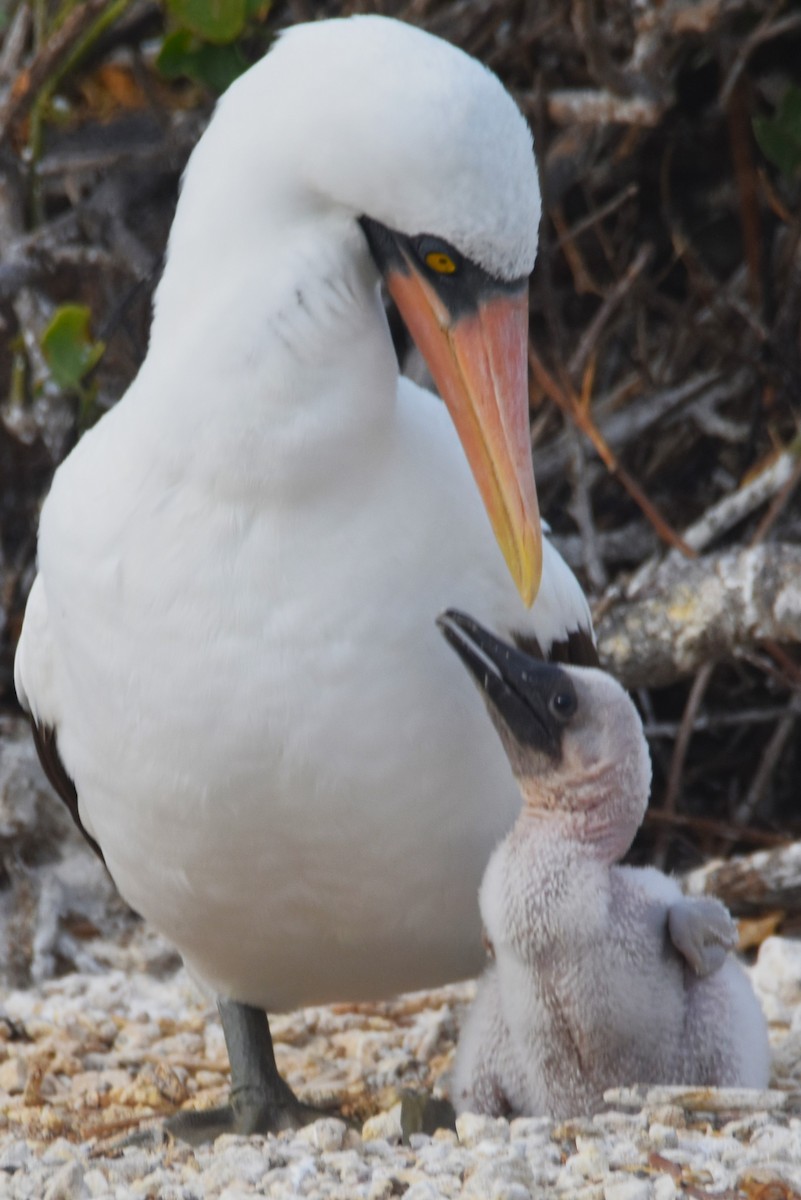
[1,0,800,891]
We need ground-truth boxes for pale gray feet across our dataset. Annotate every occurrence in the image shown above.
[668,896,738,977]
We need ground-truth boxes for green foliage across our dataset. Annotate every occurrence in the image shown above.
[158,0,271,92]
[41,305,105,391]
[166,0,247,44]
[158,30,247,92]
[754,86,801,178]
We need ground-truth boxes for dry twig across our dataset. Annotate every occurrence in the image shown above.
[598,544,801,688]
[683,840,801,918]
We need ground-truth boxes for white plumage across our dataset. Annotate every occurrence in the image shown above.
[15,17,592,1022]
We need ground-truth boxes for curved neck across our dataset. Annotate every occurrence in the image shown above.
[480,827,609,960]
[134,140,399,502]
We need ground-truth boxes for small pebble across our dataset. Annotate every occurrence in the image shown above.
[647,1123,678,1149]
[0,1058,27,1095]
[296,1117,348,1153]
[603,1178,651,1200]
[83,1168,111,1197]
[363,1103,403,1143]
[652,1176,677,1200]
[43,1161,86,1200]
[455,1112,510,1146]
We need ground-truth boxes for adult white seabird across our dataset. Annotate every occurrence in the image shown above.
[15,17,596,1138]
[439,612,770,1119]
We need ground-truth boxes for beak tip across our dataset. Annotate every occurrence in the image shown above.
[508,539,543,610]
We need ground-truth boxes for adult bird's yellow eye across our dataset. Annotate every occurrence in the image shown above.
[424,250,457,274]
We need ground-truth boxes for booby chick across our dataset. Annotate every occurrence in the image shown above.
[438,612,770,1120]
[14,17,596,1140]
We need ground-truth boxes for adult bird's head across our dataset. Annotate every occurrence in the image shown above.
[156,16,543,604]
[346,18,543,606]
[438,610,652,862]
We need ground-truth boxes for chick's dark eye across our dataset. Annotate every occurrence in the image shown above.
[550,690,577,720]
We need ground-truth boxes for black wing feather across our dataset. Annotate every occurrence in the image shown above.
[513,627,599,668]
[30,719,106,864]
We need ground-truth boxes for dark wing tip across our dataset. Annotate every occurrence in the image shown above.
[29,719,106,864]
[514,626,598,668]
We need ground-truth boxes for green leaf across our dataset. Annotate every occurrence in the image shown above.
[157,30,247,91]
[166,0,247,44]
[41,305,104,390]
[157,29,196,77]
[245,0,271,20]
[754,86,801,178]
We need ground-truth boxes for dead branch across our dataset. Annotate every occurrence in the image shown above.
[675,444,801,558]
[597,543,801,688]
[0,0,113,142]
[530,347,695,555]
[554,522,659,571]
[682,840,801,918]
[533,369,728,488]
[644,809,788,850]
[546,89,663,127]
[655,662,715,867]
[626,442,801,599]
[569,242,653,381]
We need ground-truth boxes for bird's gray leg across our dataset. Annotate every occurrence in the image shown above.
[668,896,738,977]
[166,1000,332,1144]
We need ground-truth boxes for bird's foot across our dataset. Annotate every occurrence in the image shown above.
[166,1083,337,1145]
[400,1091,457,1142]
[166,997,341,1145]
[668,896,738,977]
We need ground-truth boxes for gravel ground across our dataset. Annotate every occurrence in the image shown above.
[1,925,800,1199]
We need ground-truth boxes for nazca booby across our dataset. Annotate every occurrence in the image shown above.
[15,16,596,1137]
[438,612,770,1119]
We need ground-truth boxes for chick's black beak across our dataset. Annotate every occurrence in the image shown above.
[436,609,576,760]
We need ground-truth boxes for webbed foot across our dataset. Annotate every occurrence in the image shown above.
[166,1091,332,1144]
[399,1091,457,1142]
[166,998,336,1145]
[668,896,738,976]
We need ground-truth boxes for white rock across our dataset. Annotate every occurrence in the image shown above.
[367,1179,398,1200]
[0,1140,31,1171]
[43,1161,86,1200]
[41,1139,76,1165]
[462,1157,535,1198]
[455,1112,510,1146]
[751,937,801,1020]
[296,1117,348,1152]
[647,1124,678,1149]
[652,1177,677,1200]
[508,1116,551,1142]
[403,1182,451,1200]
[0,1057,27,1095]
[603,1177,651,1200]
[362,1103,403,1143]
[569,1144,610,1180]
[83,1169,111,1197]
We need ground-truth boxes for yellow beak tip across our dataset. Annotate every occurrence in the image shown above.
[504,542,542,610]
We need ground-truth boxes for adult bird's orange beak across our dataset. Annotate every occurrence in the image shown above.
[386,259,542,608]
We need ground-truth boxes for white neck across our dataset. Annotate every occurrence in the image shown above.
[480,820,610,962]
[133,120,399,502]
